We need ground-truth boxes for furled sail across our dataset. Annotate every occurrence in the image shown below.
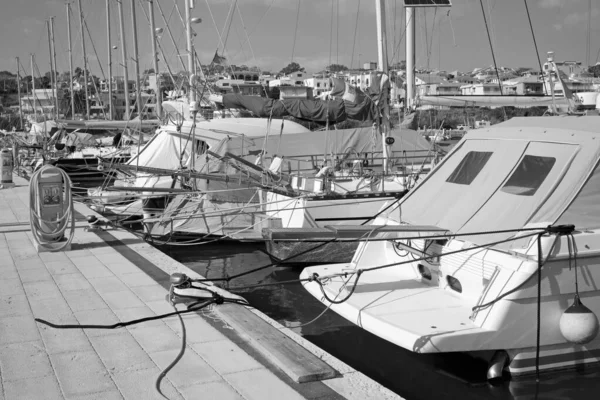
[221,72,390,123]
[222,94,347,123]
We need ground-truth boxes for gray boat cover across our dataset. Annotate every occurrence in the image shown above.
[394,116,600,245]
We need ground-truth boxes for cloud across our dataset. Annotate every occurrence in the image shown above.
[20,17,44,36]
[538,0,579,9]
[563,7,599,26]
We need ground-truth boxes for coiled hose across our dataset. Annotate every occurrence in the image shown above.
[29,165,75,252]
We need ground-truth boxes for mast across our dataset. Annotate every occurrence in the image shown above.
[31,54,37,118]
[49,17,59,118]
[130,0,143,118]
[77,0,90,118]
[148,0,162,118]
[185,0,196,105]
[66,3,75,119]
[406,6,415,111]
[117,0,130,120]
[16,58,23,130]
[106,0,114,119]
[46,20,56,119]
[375,0,390,174]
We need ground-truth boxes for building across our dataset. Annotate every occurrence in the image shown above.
[460,83,503,95]
[303,77,332,97]
[502,76,545,95]
[363,62,377,70]
[435,83,463,96]
[344,71,377,91]
[415,74,447,97]
[269,72,308,88]
[20,89,63,117]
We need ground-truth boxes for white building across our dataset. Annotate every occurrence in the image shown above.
[268,71,308,88]
[20,89,62,116]
[363,62,377,70]
[460,83,503,95]
[303,77,332,97]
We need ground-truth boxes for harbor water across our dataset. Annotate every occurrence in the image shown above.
[160,242,600,400]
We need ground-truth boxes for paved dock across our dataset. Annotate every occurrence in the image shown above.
[0,175,401,400]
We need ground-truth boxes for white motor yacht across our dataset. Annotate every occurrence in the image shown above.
[301,115,600,378]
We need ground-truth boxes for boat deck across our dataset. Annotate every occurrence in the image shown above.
[0,175,400,400]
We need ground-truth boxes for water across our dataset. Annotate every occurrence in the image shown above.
[159,242,600,400]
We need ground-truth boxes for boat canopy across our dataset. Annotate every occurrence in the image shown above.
[198,126,432,174]
[124,117,313,188]
[396,116,600,244]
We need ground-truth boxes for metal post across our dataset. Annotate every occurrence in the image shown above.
[185,0,195,104]
[66,3,76,119]
[49,17,59,118]
[31,54,37,117]
[130,0,143,119]
[16,58,23,130]
[46,20,55,119]
[406,7,415,111]
[117,0,130,120]
[148,0,162,118]
[376,0,390,176]
[77,0,90,118]
[106,0,114,119]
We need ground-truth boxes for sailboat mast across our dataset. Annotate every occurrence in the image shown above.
[77,0,90,118]
[31,54,37,118]
[130,0,143,118]
[185,0,196,105]
[148,0,162,118]
[66,3,75,119]
[49,17,59,118]
[16,57,23,130]
[106,0,114,120]
[406,6,415,111]
[375,0,390,175]
[46,20,56,119]
[117,0,130,120]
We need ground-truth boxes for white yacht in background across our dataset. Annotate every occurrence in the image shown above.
[301,115,600,378]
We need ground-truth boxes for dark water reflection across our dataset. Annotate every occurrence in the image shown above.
[160,242,600,400]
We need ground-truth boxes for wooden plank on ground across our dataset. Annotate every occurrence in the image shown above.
[213,303,338,383]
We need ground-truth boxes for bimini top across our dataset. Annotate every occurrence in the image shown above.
[397,115,600,243]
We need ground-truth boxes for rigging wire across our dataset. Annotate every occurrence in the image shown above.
[479,0,503,95]
[350,0,361,69]
[523,0,547,95]
[329,0,334,68]
[290,0,301,64]
[336,0,339,65]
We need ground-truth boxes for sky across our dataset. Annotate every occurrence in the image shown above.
[0,0,597,79]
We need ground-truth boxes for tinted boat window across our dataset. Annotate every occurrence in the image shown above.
[446,151,493,185]
[501,155,556,196]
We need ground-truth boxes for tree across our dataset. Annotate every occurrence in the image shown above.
[279,62,305,76]
[143,68,155,75]
[515,67,533,75]
[326,64,348,73]
[390,60,406,71]
[589,64,600,78]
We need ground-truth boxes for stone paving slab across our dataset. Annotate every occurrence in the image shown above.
[0,175,401,400]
